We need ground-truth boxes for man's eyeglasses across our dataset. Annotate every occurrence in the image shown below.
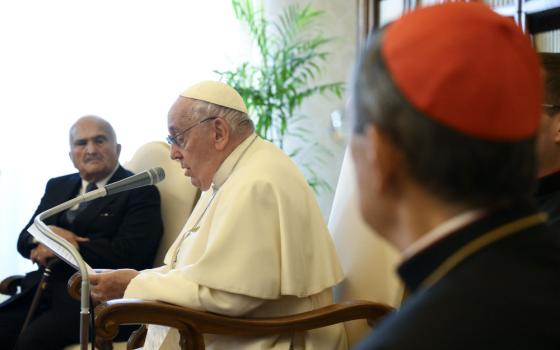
[543,104,560,116]
[166,117,218,148]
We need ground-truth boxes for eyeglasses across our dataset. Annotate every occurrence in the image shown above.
[543,104,560,118]
[543,104,560,112]
[166,117,218,148]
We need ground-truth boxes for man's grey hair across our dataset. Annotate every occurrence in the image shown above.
[189,99,255,135]
[69,115,117,144]
[541,52,560,113]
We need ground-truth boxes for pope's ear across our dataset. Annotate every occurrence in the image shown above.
[213,118,230,150]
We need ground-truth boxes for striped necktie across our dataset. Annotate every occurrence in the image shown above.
[85,181,98,194]
[64,182,98,224]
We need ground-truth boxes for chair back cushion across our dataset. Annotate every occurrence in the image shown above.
[328,149,403,347]
[125,141,199,266]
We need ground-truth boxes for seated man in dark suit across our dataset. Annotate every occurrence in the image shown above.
[535,53,560,225]
[349,2,560,349]
[0,115,163,350]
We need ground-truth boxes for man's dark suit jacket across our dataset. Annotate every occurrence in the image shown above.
[1,165,163,348]
[355,203,560,349]
[15,165,163,292]
[536,170,560,226]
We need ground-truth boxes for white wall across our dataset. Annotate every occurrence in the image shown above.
[0,0,244,278]
[264,0,358,218]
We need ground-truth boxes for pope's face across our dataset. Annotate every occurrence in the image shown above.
[168,97,219,191]
[69,118,120,183]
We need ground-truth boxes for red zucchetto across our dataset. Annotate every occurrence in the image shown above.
[381,2,542,141]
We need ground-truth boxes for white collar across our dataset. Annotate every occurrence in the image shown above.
[80,164,120,193]
[401,208,485,262]
[212,134,258,190]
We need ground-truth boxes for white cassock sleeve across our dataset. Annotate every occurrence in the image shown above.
[124,266,267,316]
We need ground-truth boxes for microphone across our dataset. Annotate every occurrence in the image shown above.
[105,167,165,196]
[82,167,166,202]
[29,166,165,350]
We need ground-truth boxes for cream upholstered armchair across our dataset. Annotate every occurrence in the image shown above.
[68,149,397,350]
[65,141,200,350]
[328,149,404,347]
[123,141,200,267]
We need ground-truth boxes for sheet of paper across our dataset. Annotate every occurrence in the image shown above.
[28,223,96,275]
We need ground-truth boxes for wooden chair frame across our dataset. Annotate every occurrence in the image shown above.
[68,274,393,350]
[0,275,24,296]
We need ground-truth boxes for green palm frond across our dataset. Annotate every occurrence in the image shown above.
[215,0,344,194]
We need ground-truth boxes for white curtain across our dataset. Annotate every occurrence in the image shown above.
[0,0,245,279]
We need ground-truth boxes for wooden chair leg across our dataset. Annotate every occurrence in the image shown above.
[179,326,205,350]
[128,325,147,350]
[96,337,113,350]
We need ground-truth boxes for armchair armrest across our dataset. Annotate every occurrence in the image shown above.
[67,272,81,300]
[0,274,25,295]
[68,271,394,350]
[95,298,393,350]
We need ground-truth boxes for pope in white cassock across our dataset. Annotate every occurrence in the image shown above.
[89,80,347,350]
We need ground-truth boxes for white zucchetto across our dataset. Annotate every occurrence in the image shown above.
[180,80,247,113]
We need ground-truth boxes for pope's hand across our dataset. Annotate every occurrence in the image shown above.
[90,269,139,304]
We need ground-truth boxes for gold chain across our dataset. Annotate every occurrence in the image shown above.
[420,212,547,289]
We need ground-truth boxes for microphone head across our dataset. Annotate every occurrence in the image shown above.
[148,167,166,184]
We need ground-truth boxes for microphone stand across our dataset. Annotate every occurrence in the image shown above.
[33,188,107,350]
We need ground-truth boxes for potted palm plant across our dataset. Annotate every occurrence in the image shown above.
[215,0,344,193]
